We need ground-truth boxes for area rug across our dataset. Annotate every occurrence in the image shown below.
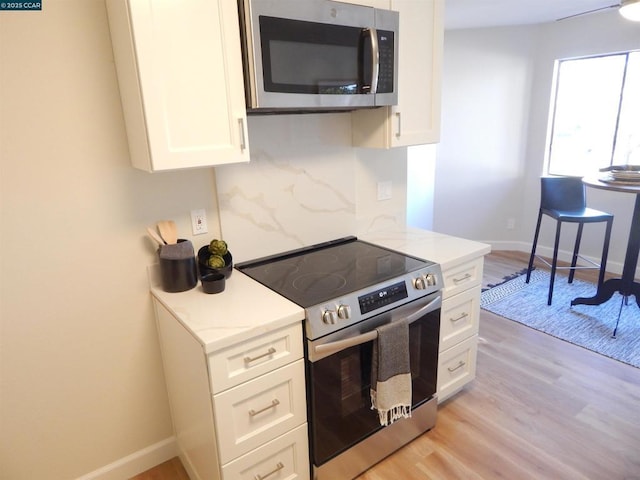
[481,269,640,368]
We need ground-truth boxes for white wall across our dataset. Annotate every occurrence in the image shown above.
[407,144,436,230]
[0,2,221,479]
[435,24,537,246]
[436,11,640,274]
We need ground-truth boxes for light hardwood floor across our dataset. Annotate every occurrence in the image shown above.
[132,251,640,480]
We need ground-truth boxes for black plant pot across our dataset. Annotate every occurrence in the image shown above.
[197,246,233,279]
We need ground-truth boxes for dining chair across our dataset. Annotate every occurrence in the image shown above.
[526,176,614,305]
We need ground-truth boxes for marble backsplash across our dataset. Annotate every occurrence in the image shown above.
[215,112,408,263]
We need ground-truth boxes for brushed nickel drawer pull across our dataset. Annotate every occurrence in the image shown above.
[239,118,247,151]
[452,273,472,284]
[450,312,469,322]
[249,399,280,417]
[255,462,284,480]
[244,347,276,364]
[448,360,466,373]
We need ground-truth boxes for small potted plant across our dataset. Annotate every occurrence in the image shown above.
[197,239,233,293]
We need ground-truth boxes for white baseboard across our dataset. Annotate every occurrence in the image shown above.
[484,240,529,253]
[75,437,177,480]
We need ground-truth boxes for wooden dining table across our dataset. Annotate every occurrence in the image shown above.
[571,176,640,334]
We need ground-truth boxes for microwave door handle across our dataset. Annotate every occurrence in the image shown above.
[360,28,379,94]
[367,27,379,94]
[312,295,441,358]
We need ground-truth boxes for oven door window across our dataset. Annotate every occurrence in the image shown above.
[308,311,439,466]
[258,16,373,95]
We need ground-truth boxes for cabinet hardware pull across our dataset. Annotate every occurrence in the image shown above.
[255,462,284,480]
[452,273,472,284]
[238,118,247,151]
[249,399,280,417]
[448,360,466,373]
[450,312,468,322]
[395,111,402,138]
[244,347,276,364]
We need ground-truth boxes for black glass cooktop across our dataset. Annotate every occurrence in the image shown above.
[236,236,432,307]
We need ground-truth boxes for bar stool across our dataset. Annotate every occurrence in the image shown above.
[526,176,614,305]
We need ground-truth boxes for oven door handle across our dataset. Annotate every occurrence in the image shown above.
[312,295,441,358]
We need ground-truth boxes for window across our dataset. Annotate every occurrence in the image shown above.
[547,52,640,176]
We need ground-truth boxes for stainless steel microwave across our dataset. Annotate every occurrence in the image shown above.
[238,0,399,113]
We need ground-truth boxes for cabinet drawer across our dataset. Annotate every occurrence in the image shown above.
[209,322,303,393]
[442,257,483,299]
[222,424,310,480]
[437,335,478,403]
[439,287,480,352]
[214,360,307,464]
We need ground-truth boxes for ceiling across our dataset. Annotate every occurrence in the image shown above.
[444,0,620,30]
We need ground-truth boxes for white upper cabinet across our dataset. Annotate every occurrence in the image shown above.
[106,0,250,172]
[352,0,444,148]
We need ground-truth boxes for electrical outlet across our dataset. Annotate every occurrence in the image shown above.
[190,209,208,235]
[377,181,393,200]
[507,218,516,230]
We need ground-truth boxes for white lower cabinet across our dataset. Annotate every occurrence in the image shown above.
[214,361,307,464]
[439,287,480,352]
[208,322,304,395]
[222,424,309,480]
[437,335,479,401]
[437,257,484,402]
[441,257,484,299]
[154,300,309,480]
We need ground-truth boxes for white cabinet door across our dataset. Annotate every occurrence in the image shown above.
[439,287,480,352]
[107,0,250,171]
[222,424,310,480]
[441,257,483,300]
[214,360,307,464]
[352,0,443,148]
[438,335,478,402]
[208,323,304,394]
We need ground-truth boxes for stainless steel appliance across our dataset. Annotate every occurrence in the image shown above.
[237,0,399,113]
[237,237,442,479]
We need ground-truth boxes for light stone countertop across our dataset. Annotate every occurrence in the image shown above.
[151,267,305,354]
[361,227,491,270]
[151,227,490,353]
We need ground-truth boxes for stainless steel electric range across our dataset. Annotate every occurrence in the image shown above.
[237,236,442,480]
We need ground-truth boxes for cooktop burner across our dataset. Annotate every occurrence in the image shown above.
[236,236,433,308]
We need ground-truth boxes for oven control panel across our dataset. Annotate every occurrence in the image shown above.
[358,281,408,314]
[308,264,442,340]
